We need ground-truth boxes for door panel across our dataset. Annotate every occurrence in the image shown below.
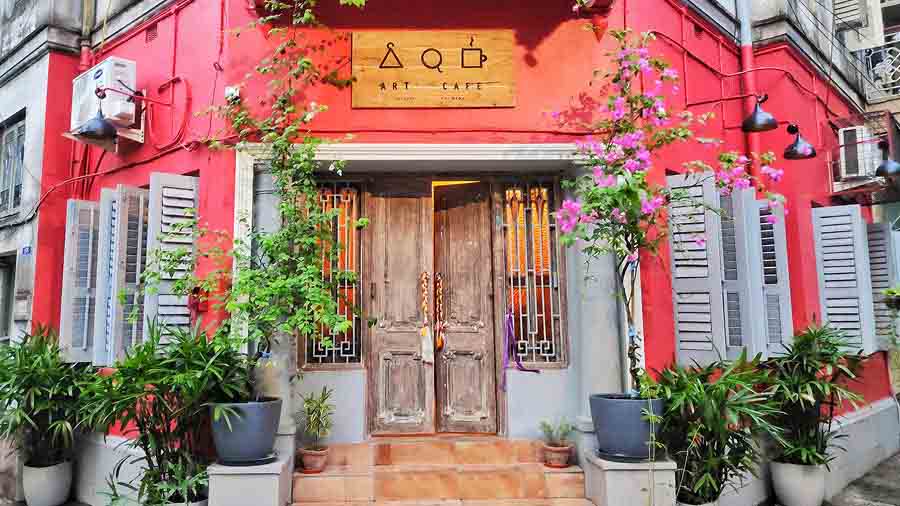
[434,182,497,433]
[367,179,435,434]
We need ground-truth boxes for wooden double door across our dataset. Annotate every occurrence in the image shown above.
[365,179,498,435]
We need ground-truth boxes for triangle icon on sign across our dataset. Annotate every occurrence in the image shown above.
[379,42,403,69]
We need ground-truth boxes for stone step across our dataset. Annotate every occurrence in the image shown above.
[292,463,585,503]
[316,438,548,470]
[290,500,594,506]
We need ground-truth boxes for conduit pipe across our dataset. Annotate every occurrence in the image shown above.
[736,0,760,176]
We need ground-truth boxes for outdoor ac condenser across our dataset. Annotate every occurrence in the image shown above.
[70,57,137,132]
[838,126,877,180]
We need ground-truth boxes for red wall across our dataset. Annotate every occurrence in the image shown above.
[34,0,895,410]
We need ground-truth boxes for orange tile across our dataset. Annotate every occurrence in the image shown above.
[327,443,373,471]
[521,466,549,498]
[292,475,346,503]
[374,470,460,501]
[457,468,523,500]
[544,472,585,499]
[454,440,515,465]
[345,475,375,501]
[375,441,455,466]
[513,440,542,463]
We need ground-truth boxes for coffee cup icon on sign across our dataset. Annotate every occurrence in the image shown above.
[461,47,487,68]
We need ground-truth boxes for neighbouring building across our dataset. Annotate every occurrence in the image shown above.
[1,0,900,505]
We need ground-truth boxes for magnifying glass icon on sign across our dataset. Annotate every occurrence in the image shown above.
[421,48,443,73]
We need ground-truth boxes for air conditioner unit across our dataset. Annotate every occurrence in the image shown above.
[838,126,877,179]
[70,57,137,132]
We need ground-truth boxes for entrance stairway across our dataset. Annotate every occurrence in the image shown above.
[291,437,590,506]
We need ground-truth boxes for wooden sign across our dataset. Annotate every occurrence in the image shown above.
[351,30,516,108]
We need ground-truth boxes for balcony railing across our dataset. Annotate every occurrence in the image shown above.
[863,39,900,102]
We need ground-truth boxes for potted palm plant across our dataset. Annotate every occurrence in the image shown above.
[0,326,91,506]
[297,387,334,473]
[539,419,575,468]
[762,324,863,506]
[647,352,781,506]
[79,321,239,506]
[556,31,786,460]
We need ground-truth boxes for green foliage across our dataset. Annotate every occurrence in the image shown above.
[762,324,864,467]
[300,386,334,450]
[0,326,92,467]
[79,321,248,505]
[647,352,782,505]
[539,419,575,447]
[882,285,900,298]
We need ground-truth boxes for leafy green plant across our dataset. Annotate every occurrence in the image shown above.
[882,286,900,298]
[300,387,334,451]
[539,419,575,447]
[80,320,248,505]
[762,324,864,467]
[0,326,92,467]
[646,352,782,505]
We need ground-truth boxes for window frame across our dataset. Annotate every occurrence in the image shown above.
[0,119,25,217]
[490,177,570,369]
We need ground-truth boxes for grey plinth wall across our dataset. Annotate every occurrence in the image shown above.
[583,453,677,506]
[208,456,292,506]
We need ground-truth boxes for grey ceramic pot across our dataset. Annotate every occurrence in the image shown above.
[590,394,664,460]
[211,397,282,465]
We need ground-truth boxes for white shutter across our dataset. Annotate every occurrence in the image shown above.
[60,199,100,363]
[144,173,198,340]
[758,201,794,355]
[667,172,726,365]
[834,0,865,29]
[867,223,898,350]
[92,189,118,365]
[720,188,763,359]
[812,205,876,353]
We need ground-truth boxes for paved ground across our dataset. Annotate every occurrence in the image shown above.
[827,452,900,506]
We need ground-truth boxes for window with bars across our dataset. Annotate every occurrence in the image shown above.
[0,120,24,214]
[500,181,567,366]
[302,183,363,368]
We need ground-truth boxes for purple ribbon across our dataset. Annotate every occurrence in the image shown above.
[501,310,540,391]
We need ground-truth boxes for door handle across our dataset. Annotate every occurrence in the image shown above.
[420,272,435,364]
[435,272,445,352]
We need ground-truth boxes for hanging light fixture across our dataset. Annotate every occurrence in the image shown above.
[783,124,816,160]
[741,94,778,133]
[76,108,118,141]
[876,140,900,179]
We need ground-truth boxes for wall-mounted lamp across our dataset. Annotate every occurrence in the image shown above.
[783,124,816,160]
[741,94,778,133]
[75,108,118,141]
[876,140,900,179]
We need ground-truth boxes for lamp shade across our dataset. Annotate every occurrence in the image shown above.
[876,140,900,178]
[783,124,816,160]
[741,96,778,133]
[76,109,117,141]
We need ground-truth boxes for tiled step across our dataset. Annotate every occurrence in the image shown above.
[290,500,594,506]
[292,439,585,504]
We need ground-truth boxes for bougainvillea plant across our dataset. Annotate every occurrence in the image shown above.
[555,30,786,391]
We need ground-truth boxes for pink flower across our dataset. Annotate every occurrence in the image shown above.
[662,68,679,80]
[766,214,778,224]
[737,155,750,165]
[733,177,751,190]
[694,237,707,248]
[611,207,627,224]
[624,159,642,172]
[627,252,639,263]
[557,199,583,233]
[593,167,617,187]
[761,165,784,183]
[641,195,665,215]
[612,97,627,120]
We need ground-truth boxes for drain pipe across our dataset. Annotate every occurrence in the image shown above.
[736,0,761,174]
[79,0,94,71]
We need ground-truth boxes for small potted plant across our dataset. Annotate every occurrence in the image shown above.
[539,419,575,468]
[0,326,91,506]
[648,352,781,506]
[763,324,863,506]
[298,387,334,473]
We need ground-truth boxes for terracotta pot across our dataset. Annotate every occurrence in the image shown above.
[299,446,329,473]
[542,442,573,468]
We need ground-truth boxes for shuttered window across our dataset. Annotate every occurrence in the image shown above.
[833,0,866,29]
[60,200,100,363]
[500,181,567,365]
[758,201,793,355]
[812,205,876,352]
[144,173,199,341]
[0,120,24,214]
[867,223,898,349]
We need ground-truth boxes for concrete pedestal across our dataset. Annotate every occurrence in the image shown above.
[208,455,292,506]
[583,453,676,506]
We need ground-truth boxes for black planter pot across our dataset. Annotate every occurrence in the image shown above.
[211,397,282,465]
[589,394,664,461]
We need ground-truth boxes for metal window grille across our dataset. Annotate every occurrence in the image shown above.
[501,182,565,364]
[305,183,363,366]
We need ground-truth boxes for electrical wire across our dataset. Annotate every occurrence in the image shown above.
[146,76,192,150]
